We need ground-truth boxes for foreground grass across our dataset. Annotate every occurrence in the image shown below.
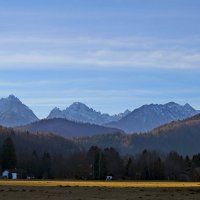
[0,181,200,200]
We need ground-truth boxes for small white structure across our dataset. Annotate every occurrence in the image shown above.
[27,176,35,180]
[2,170,18,180]
[2,170,9,178]
[11,172,17,180]
[106,176,113,181]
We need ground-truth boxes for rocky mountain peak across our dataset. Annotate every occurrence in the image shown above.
[68,102,90,110]
[0,95,38,127]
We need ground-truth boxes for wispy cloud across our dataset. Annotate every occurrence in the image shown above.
[2,88,200,100]
[1,7,199,20]
[0,78,107,88]
[0,35,199,48]
[0,50,199,69]
[0,35,199,70]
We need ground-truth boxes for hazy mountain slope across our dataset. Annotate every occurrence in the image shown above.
[47,102,130,125]
[0,95,39,127]
[106,102,199,133]
[76,113,200,156]
[17,118,122,138]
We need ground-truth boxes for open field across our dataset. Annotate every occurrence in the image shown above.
[1,180,200,188]
[0,181,200,200]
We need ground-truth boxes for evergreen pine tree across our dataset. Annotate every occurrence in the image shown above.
[1,137,17,170]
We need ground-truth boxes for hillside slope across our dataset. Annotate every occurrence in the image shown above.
[76,113,200,156]
[17,118,122,138]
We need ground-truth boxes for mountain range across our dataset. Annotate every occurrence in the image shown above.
[47,102,131,125]
[106,102,199,133]
[0,95,199,135]
[0,94,200,156]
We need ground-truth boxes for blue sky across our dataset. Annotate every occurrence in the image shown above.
[0,0,200,118]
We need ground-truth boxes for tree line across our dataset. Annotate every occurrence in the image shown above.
[0,137,200,181]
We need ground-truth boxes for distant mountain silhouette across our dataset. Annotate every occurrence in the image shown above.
[0,95,38,127]
[47,102,130,125]
[0,94,199,136]
[106,102,199,133]
[17,118,122,138]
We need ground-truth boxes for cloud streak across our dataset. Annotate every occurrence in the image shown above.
[0,50,200,70]
[0,35,199,70]
[0,35,199,48]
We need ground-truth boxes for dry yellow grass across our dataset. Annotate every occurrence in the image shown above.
[0,180,200,188]
[1,181,200,200]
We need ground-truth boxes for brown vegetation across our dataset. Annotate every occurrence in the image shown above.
[0,182,200,200]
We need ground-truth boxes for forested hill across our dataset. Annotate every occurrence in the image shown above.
[150,113,200,135]
[1,113,200,157]
[17,118,122,138]
[0,126,79,157]
[76,113,200,156]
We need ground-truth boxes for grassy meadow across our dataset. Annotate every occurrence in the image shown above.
[0,181,200,200]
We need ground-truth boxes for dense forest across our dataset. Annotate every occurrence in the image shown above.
[1,118,200,181]
[1,135,200,181]
[0,126,79,156]
[76,114,200,156]
[14,113,200,156]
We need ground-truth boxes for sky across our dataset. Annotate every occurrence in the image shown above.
[0,0,200,118]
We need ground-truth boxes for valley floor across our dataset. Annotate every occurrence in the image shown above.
[0,181,200,200]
